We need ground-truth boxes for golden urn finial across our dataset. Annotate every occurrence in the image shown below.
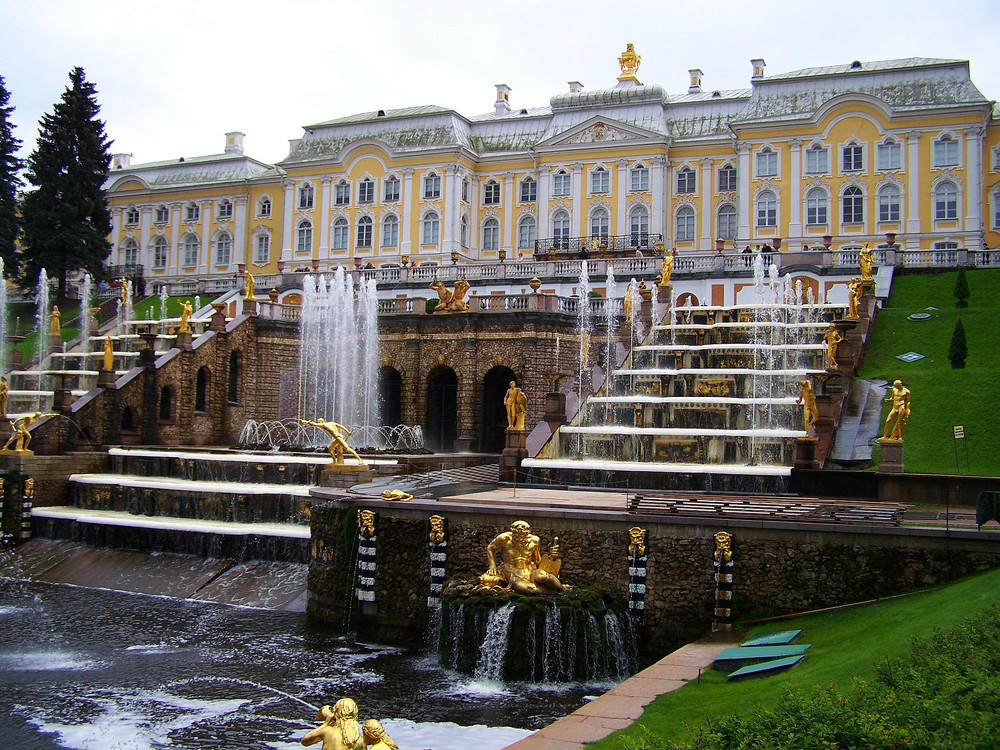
[617,43,642,84]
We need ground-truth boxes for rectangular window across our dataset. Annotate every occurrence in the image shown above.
[518,220,536,248]
[756,150,777,177]
[155,206,169,224]
[217,201,233,219]
[382,220,398,247]
[933,138,959,167]
[484,182,501,204]
[877,143,901,170]
[183,240,198,267]
[630,166,649,191]
[676,169,696,194]
[125,208,139,226]
[358,181,374,204]
[153,243,168,268]
[335,183,350,206]
[805,147,828,174]
[185,204,200,222]
[333,222,348,249]
[423,174,441,199]
[384,178,399,202]
[254,234,270,264]
[257,198,271,218]
[591,169,609,194]
[462,179,469,202]
[520,179,536,202]
[553,172,571,196]
[298,185,314,209]
[842,145,863,172]
[718,166,737,192]
[422,218,439,245]
[806,197,827,225]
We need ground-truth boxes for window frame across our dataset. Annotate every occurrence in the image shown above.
[358,178,375,205]
[805,145,828,175]
[878,185,901,223]
[842,186,864,224]
[552,209,570,248]
[153,236,168,268]
[590,167,610,194]
[877,141,901,171]
[518,216,536,249]
[298,183,315,210]
[520,177,537,203]
[296,220,313,253]
[805,188,828,226]
[676,167,696,194]
[630,164,649,192]
[423,172,441,199]
[356,216,373,248]
[334,181,351,206]
[154,205,169,224]
[254,233,270,265]
[717,204,737,240]
[552,170,571,196]
[482,218,500,250]
[381,215,399,248]
[215,231,232,265]
[756,190,777,227]
[934,181,958,220]
[590,207,609,239]
[182,235,199,267]
[257,196,272,218]
[756,147,778,178]
[383,176,400,202]
[124,207,140,226]
[629,205,649,240]
[185,203,200,222]
[718,165,737,192]
[217,199,233,220]
[841,144,864,173]
[421,212,440,245]
[332,218,349,250]
[122,237,139,266]
[675,206,696,240]
[484,180,501,205]
[933,135,960,168]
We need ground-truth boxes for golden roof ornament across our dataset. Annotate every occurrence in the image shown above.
[617,43,642,85]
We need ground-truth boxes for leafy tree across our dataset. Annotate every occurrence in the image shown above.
[19,67,112,298]
[949,318,967,366]
[953,267,969,307]
[0,74,22,276]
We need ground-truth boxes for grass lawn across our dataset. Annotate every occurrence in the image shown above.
[589,564,1000,748]
[857,268,1000,475]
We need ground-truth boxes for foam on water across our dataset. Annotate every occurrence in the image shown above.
[2,650,105,672]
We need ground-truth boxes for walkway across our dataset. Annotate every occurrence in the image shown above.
[501,632,739,749]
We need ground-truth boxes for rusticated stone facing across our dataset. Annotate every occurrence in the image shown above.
[307,500,1000,659]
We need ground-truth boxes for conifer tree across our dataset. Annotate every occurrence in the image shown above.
[948,318,967,367]
[19,67,111,297]
[0,74,22,276]
[953,267,969,308]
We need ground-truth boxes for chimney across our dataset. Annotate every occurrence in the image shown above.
[568,81,584,94]
[225,131,245,154]
[751,58,766,81]
[111,153,132,170]
[688,69,703,94]
[495,84,511,115]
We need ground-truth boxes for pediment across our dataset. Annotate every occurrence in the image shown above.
[538,117,665,150]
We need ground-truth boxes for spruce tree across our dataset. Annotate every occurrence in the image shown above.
[948,318,967,367]
[0,74,22,276]
[19,67,112,298]
[953,268,969,308]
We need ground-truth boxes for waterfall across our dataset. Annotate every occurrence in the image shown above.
[36,269,49,410]
[80,274,93,355]
[603,266,617,404]
[473,602,516,681]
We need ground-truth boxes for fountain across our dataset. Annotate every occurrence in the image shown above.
[524,254,840,491]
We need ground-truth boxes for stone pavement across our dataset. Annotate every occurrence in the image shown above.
[501,632,740,750]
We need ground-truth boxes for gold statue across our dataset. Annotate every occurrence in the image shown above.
[301,698,364,750]
[380,489,413,502]
[628,527,646,557]
[617,42,642,84]
[120,278,128,307]
[300,418,364,465]
[480,520,564,594]
[859,244,874,282]
[429,515,445,543]
[102,337,114,372]
[24,478,34,498]
[623,281,634,321]
[714,531,733,563]
[847,277,863,319]
[0,375,7,418]
[50,305,61,337]
[823,323,842,370]
[245,271,256,301]
[179,300,193,333]
[358,509,375,539]
[362,720,399,750]
[658,251,674,287]
[796,380,818,436]
[429,277,470,313]
[3,411,57,452]
[504,380,527,430]
[881,379,911,441]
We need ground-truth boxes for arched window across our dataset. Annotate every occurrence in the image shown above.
[122,238,139,267]
[158,386,172,421]
[806,188,828,225]
[228,351,241,403]
[842,186,864,224]
[717,204,737,240]
[357,216,373,248]
[934,181,958,220]
[552,209,570,249]
[460,215,469,248]
[878,185,901,222]
[215,231,232,265]
[482,218,499,250]
[297,220,313,252]
[257,196,271,218]
[332,218,348,249]
[422,212,439,245]
[518,216,536,249]
[381,215,398,247]
[153,236,168,268]
[195,366,210,412]
[757,190,777,227]
[629,205,649,242]
[676,206,695,240]
[182,234,199,267]
[590,207,609,239]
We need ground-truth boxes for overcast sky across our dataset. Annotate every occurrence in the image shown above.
[2,0,999,168]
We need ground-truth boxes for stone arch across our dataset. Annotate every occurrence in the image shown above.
[426,365,458,450]
[378,365,402,427]
[479,365,517,452]
[195,366,210,412]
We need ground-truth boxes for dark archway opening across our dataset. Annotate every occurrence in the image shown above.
[195,367,210,412]
[479,365,516,452]
[159,386,173,422]
[228,351,241,403]
[426,367,458,451]
[378,366,402,427]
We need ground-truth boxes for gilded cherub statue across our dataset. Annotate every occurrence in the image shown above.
[301,698,364,750]
[880,379,911,441]
[480,520,564,594]
[300,418,364,465]
[796,380,818,436]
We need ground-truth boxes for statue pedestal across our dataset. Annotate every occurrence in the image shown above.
[0,449,32,457]
[877,439,904,473]
[543,391,566,424]
[242,298,258,316]
[47,333,62,352]
[317,463,371,488]
[500,429,527,482]
[53,388,73,412]
[656,283,672,305]
[97,369,116,388]
[175,330,193,351]
[793,437,821,470]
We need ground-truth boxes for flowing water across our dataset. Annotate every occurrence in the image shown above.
[0,579,607,749]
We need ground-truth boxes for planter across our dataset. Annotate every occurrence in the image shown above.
[885,233,896,244]
[773,237,783,250]
[715,238,726,252]
[822,235,833,249]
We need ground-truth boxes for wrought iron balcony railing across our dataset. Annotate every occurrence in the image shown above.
[533,233,665,256]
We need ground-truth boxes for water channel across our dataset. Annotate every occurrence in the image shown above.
[0,576,612,749]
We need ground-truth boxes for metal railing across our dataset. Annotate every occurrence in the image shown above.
[534,233,665,256]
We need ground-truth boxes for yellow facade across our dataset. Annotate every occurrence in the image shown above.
[105,51,1000,286]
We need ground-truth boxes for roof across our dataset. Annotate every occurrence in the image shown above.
[105,152,272,191]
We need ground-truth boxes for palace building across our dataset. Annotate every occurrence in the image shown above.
[104,46,1000,289]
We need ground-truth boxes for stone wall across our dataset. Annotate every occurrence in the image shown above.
[308,499,1000,657]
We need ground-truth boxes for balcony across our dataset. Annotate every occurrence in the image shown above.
[533,233,665,259]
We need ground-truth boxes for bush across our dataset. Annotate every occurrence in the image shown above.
[948,318,967,365]
[954,268,969,307]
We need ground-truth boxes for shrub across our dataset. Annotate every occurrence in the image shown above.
[953,268,969,307]
[948,318,967,366]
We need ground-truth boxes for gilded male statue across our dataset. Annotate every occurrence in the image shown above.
[301,698,364,749]
[300,418,364,465]
[504,380,527,430]
[0,375,7,418]
[179,301,193,333]
[480,520,564,594]
[3,412,56,452]
[244,270,256,301]
[796,380,818,436]
[103,337,115,372]
[823,323,842,370]
[881,380,911,441]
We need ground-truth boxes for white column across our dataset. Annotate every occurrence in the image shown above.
[469,176,480,254]
[110,208,122,264]
[319,177,332,259]
[169,203,181,275]
[281,180,295,261]
[503,171,514,254]
[737,142,752,241]
[572,162,583,236]
[699,157,713,250]
[444,165,458,255]
[140,207,152,269]
[400,169,414,256]
[233,196,247,271]
[663,158,673,246]
[788,138,803,239]
[651,155,667,239]
[199,200,211,275]
[616,159,628,236]
[906,131,922,238]
[538,167,551,240]
[965,125,984,234]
